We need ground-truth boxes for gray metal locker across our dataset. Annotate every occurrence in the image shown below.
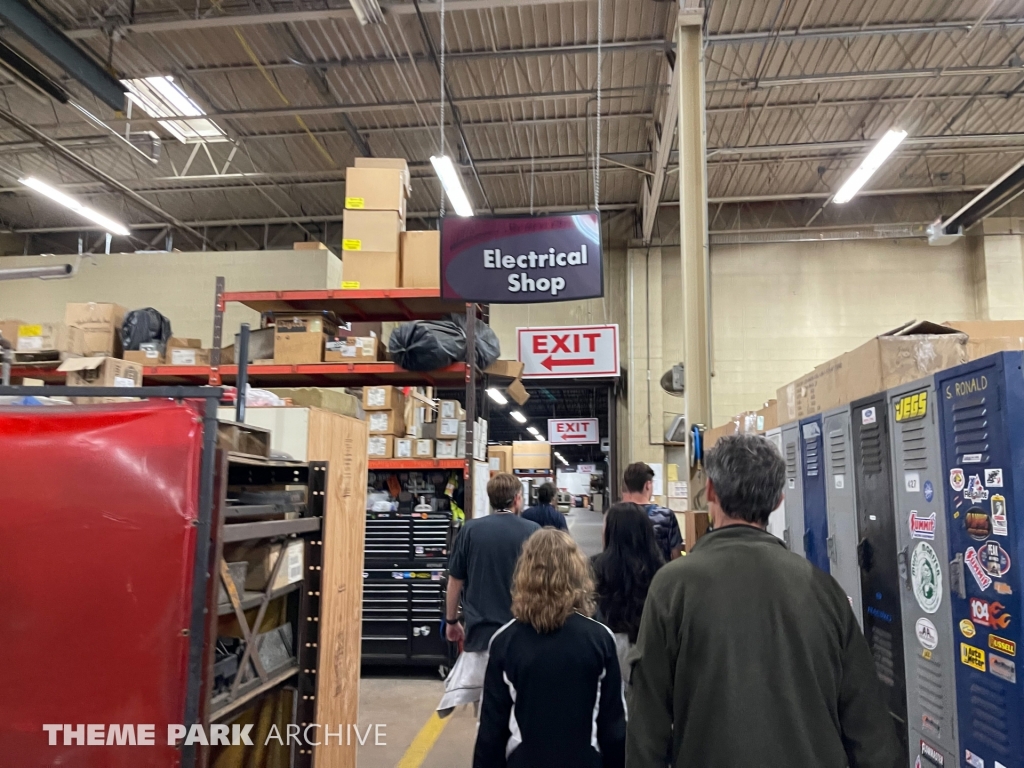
[765,427,787,542]
[888,380,959,768]
[822,405,864,629]
[781,422,805,557]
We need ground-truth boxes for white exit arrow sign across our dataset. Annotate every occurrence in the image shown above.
[517,324,619,378]
[548,418,600,444]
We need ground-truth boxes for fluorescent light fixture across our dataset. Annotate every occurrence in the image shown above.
[534,433,547,442]
[122,76,227,143]
[556,454,569,466]
[832,129,908,204]
[526,426,540,436]
[510,410,527,424]
[350,0,384,24]
[430,154,474,216]
[486,387,507,405]
[19,177,130,236]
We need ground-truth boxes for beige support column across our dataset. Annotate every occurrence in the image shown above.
[979,219,1024,319]
[677,13,711,493]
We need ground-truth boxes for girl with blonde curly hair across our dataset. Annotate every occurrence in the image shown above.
[473,529,625,768]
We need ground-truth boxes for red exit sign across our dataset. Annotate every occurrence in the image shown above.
[548,418,600,445]
[517,325,619,378]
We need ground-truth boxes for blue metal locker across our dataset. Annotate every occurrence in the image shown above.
[800,415,830,573]
[936,352,1024,768]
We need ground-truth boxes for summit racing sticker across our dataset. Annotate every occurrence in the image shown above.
[965,547,994,591]
[910,512,936,540]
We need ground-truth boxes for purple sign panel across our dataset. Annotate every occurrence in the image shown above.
[440,212,603,303]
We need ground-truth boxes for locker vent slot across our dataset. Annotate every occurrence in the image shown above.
[969,677,1010,754]
[858,422,884,476]
[804,435,820,478]
[785,442,797,481]
[951,396,990,463]
[870,626,895,686]
[899,421,928,471]
[828,429,847,474]
[916,653,945,728]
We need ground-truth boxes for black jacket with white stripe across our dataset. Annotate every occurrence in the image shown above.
[473,613,626,768]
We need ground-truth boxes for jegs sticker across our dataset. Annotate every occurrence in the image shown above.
[965,547,994,590]
[911,543,943,614]
[910,512,936,540]
[981,540,1011,578]
[916,617,939,650]
[950,468,965,492]
[985,468,1004,487]
[991,495,1008,537]
[965,475,989,504]
[861,407,877,425]
[961,643,987,672]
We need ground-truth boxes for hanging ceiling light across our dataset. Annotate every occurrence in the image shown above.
[487,387,507,405]
[19,176,130,236]
[534,433,547,442]
[510,410,527,424]
[430,155,474,216]
[526,426,540,436]
[832,129,908,204]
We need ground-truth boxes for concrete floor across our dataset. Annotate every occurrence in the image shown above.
[356,508,603,767]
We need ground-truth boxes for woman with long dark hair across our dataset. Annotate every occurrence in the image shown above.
[592,502,666,681]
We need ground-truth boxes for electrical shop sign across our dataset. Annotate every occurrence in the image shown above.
[517,325,619,379]
[548,419,600,445]
[440,212,602,302]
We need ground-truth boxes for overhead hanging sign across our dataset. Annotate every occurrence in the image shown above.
[440,212,603,303]
[517,324,619,378]
[548,419,600,445]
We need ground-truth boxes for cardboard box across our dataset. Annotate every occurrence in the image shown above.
[484,359,525,379]
[59,356,142,402]
[0,318,23,345]
[414,439,434,458]
[363,385,404,411]
[682,510,711,551]
[273,332,325,364]
[265,388,362,418]
[324,336,383,362]
[436,439,460,459]
[341,251,400,290]
[16,322,83,355]
[777,321,967,423]
[123,336,202,365]
[944,320,1024,361]
[169,347,211,366]
[395,438,414,458]
[439,400,465,420]
[235,539,305,592]
[345,167,407,213]
[756,400,779,432]
[513,440,551,469]
[124,344,163,365]
[294,241,328,250]
[506,378,530,406]
[368,435,394,458]
[342,210,402,253]
[64,302,126,357]
[368,408,405,436]
[488,445,513,473]
[274,313,340,336]
[354,157,411,196]
[400,231,441,289]
[438,418,461,438]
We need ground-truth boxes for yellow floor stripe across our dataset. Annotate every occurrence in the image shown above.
[395,712,451,768]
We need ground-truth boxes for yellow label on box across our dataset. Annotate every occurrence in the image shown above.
[345,197,365,209]
[342,239,362,251]
[18,324,42,337]
[341,281,361,290]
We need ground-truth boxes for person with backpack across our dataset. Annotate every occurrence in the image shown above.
[620,462,683,561]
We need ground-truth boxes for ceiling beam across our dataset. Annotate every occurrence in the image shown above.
[64,0,607,39]
[709,133,1024,157]
[641,46,679,243]
[708,64,1024,91]
[705,17,1024,45]
[707,91,1024,115]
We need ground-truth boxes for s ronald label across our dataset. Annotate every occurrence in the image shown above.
[441,212,603,303]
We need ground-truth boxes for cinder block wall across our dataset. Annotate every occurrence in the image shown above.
[0,250,341,346]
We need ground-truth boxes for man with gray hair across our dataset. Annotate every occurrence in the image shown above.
[626,434,898,768]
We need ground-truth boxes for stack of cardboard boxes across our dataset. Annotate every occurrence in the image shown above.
[365,386,408,459]
[341,158,440,290]
[512,441,552,470]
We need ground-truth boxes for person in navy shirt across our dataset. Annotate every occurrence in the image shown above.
[522,482,568,531]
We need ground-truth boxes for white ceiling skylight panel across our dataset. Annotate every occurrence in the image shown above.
[121,76,227,143]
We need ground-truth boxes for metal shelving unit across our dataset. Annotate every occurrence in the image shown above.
[368,458,467,470]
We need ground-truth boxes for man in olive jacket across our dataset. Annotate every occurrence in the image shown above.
[626,434,899,768]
